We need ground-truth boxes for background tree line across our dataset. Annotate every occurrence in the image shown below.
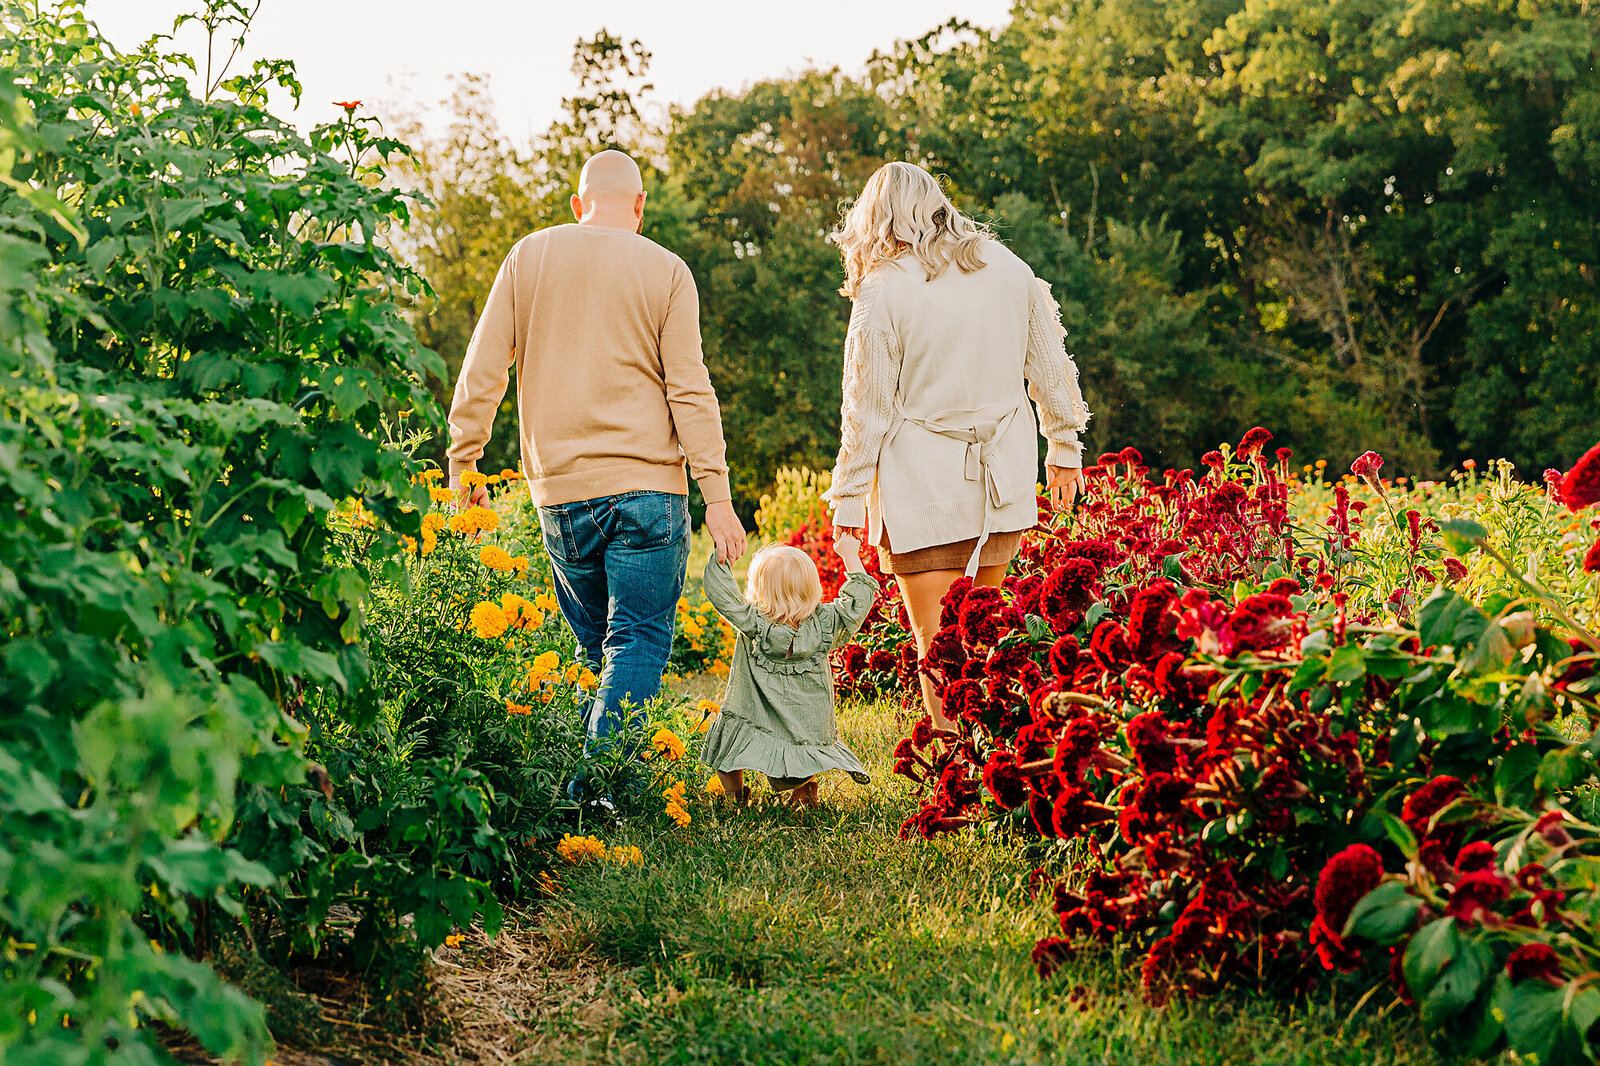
[390,0,1600,516]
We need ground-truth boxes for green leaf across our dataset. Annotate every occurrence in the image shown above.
[1495,743,1543,807]
[1025,613,1053,643]
[1496,976,1563,1063]
[1343,881,1421,943]
[1420,938,1489,1028]
[1536,746,1593,795]
[1404,917,1460,1002]
[1438,518,1488,556]
[1416,588,1488,650]
[1326,644,1366,684]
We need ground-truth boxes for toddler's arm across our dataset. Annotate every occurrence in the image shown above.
[827,533,880,649]
[702,554,763,637]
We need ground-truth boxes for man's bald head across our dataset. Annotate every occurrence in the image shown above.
[572,150,647,230]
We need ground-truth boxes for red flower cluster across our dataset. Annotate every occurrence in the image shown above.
[1559,440,1600,512]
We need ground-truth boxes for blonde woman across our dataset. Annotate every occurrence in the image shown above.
[824,161,1091,729]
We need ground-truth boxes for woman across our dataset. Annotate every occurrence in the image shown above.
[824,161,1091,728]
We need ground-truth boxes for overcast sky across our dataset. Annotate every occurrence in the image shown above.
[85,1,1015,139]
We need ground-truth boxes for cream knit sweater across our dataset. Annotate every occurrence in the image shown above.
[447,224,732,507]
[824,240,1090,555]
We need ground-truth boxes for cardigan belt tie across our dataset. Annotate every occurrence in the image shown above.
[900,399,1024,577]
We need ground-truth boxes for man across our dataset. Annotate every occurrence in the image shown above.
[447,149,746,748]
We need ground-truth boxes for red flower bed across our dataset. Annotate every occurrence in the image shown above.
[809,431,1600,1061]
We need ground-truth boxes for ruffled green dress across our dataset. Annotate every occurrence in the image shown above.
[700,557,877,790]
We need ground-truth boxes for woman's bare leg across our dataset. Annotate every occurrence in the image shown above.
[896,562,1010,729]
[788,777,820,808]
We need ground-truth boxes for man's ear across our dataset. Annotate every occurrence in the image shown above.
[635,190,647,219]
[570,193,585,222]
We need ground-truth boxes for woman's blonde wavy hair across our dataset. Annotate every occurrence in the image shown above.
[832,161,991,299]
[744,545,824,628]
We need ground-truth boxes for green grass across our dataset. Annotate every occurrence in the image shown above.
[528,701,1446,1066]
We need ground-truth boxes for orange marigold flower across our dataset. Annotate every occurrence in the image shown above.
[470,601,509,639]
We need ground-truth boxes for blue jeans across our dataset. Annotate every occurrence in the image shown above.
[537,490,689,748]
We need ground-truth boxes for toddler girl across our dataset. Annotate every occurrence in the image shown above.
[700,534,877,806]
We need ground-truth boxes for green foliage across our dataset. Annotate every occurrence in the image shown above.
[0,1,440,1058]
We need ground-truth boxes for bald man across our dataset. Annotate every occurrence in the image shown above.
[447,149,746,756]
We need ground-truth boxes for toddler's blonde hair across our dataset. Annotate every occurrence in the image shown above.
[744,545,824,628]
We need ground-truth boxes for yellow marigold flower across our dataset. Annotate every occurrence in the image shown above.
[419,469,444,482]
[485,474,502,486]
[448,506,500,535]
[577,668,598,691]
[709,660,730,678]
[511,555,530,575]
[505,699,532,716]
[664,802,690,828]
[682,620,703,639]
[499,468,521,480]
[459,471,489,489]
[444,932,465,949]
[429,486,455,503]
[421,532,437,555]
[469,601,509,639]
[651,728,687,762]
[661,780,687,802]
[480,544,516,572]
[556,834,607,864]
[705,776,725,795]
[607,845,644,866]
[532,650,561,675]
[500,593,543,630]
[535,591,559,612]
[422,512,447,534]
[693,699,720,733]
[401,535,418,553]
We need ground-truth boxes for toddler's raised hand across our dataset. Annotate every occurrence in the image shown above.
[833,531,865,573]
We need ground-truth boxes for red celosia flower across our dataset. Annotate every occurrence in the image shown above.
[333,99,362,110]
[1118,446,1145,465]
[1446,870,1511,925]
[1201,450,1224,471]
[1048,635,1081,682]
[1401,775,1465,837]
[1350,450,1385,485]
[1310,844,1386,970]
[942,678,987,723]
[1506,943,1565,986]
[1237,426,1273,458]
[1126,582,1181,663]
[1559,441,1600,512]
[982,751,1030,809]
[1125,711,1178,775]
[939,577,976,628]
[1117,772,1191,843]
[1453,841,1497,876]
[1089,619,1133,671]
[1583,535,1600,574]
[868,649,898,673]
[1534,809,1573,847]
[839,644,868,678]
[958,587,1007,649]
[1442,557,1468,584]
[1051,785,1116,837]
[1040,558,1099,630]
[1032,937,1076,979]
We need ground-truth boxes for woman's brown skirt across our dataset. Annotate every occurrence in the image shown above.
[878,530,1024,576]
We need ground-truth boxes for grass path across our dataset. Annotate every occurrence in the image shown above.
[478,701,1446,1066]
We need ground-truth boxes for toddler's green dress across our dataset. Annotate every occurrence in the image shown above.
[700,556,876,790]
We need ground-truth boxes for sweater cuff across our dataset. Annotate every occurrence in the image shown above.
[1045,436,1084,469]
[696,471,732,506]
[830,496,867,528]
[448,457,479,481]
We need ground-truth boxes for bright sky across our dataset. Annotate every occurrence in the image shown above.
[85,0,1015,139]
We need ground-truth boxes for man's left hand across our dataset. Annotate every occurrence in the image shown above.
[452,476,488,510]
[705,500,747,564]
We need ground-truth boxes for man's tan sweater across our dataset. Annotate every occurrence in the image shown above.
[447,224,732,507]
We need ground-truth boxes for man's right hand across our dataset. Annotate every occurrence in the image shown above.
[705,500,747,565]
[451,476,489,510]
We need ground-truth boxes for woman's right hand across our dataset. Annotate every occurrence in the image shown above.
[834,525,866,546]
[1045,465,1082,512]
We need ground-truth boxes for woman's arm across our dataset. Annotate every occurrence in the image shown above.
[822,279,902,534]
[1024,278,1092,472]
[702,555,763,637]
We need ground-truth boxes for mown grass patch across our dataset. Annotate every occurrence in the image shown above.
[531,701,1444,1066]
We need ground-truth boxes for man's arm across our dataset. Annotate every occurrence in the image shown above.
[447,249,519,505]
[660,262,745,563]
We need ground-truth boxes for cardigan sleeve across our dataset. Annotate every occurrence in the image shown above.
[822,277,900,529]
[1025,278,1092,468]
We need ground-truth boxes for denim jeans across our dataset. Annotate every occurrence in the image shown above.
[537,490,689,749]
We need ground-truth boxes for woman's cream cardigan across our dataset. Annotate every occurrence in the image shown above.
[824,240,1091,574]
